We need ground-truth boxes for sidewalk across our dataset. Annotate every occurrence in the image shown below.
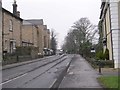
[96,68,119,76]
[59,55,102,88]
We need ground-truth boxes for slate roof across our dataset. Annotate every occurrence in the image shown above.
[23,20,32,25]
[2,8,23,21]
[25,19,44,25]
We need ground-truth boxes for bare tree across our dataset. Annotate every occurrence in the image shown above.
[50,29,57,55]
[72,17,97,42]
[62,17,98,57]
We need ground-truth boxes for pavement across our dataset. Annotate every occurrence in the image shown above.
[59,55,103,88]
[96,68,119,76]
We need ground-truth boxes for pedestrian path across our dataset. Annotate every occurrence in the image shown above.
[59,55,103,88]
[96,68,119,76]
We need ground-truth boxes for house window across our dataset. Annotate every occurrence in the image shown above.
[9,20,13,31]
[44,36,46,48]
[4,40,8,51]
[10,41,16,53]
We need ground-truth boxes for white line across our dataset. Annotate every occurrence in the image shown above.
[67,67,70,72]
[49,78,57,88]
[0,73,27,85]
[58,76,66,88]
[67,62,69,66]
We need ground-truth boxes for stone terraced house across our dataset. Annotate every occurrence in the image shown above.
[2,1,23,54]
[2,0,51,57]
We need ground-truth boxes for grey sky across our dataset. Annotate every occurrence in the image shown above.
[2,0,101,48]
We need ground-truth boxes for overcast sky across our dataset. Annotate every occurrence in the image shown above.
[2,0,101,48]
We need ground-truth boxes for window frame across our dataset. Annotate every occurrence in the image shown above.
[9,19,13,31]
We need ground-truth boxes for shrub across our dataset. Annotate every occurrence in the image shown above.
[16,46,39,56]
[96,50,105,60]
[96,60,114,68]
[104,48,109,60]
[104,60,114,68]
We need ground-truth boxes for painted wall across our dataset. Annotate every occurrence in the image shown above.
[118,1,120,68]
[105,6,113,60]
[110,1,120,68]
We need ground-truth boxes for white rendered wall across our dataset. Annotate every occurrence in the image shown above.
[110,0,120,68]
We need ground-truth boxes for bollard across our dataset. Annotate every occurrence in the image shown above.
[98,60,102,74]
[99,65,101,74]
[16,55,19,62]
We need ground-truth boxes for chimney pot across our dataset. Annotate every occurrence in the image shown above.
[17,11,20,17]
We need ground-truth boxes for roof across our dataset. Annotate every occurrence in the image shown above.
[25,19,44,25]
[23,20,32,25]
[43,25,47,30]
[47,29,50,34]
[2,8,23,21]
[99,2,106,19]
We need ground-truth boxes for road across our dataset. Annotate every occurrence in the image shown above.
[2,54,74,88]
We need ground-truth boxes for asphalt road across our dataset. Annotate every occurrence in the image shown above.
[2,54,74,88]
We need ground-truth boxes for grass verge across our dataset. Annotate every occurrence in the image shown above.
[98,76,120,90]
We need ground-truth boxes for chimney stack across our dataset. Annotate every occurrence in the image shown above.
[13,0,17,16]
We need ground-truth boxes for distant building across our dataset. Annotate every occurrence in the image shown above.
[22,20,39,47]
[23,20,51,56]
[2,0,23,54]
[43,25,50,49]
[100,0,120,68]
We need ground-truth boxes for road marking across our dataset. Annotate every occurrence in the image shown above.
[66,62,69,66]
[0,73,27,85]
[58,76,66,88]
[49,79,57,88]
[69,72,73,75]
[67,67,70,72]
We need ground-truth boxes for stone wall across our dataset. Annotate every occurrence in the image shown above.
[2,10,22,53]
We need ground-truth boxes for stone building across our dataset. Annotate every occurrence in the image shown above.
[100,0,120,68]
[22,20,51,56]
[43,25,50,49]
[2,1,23,54]
[22,20,39,47]
[2,0,51,57]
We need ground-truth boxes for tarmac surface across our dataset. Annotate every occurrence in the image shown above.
[2,54,119,89]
